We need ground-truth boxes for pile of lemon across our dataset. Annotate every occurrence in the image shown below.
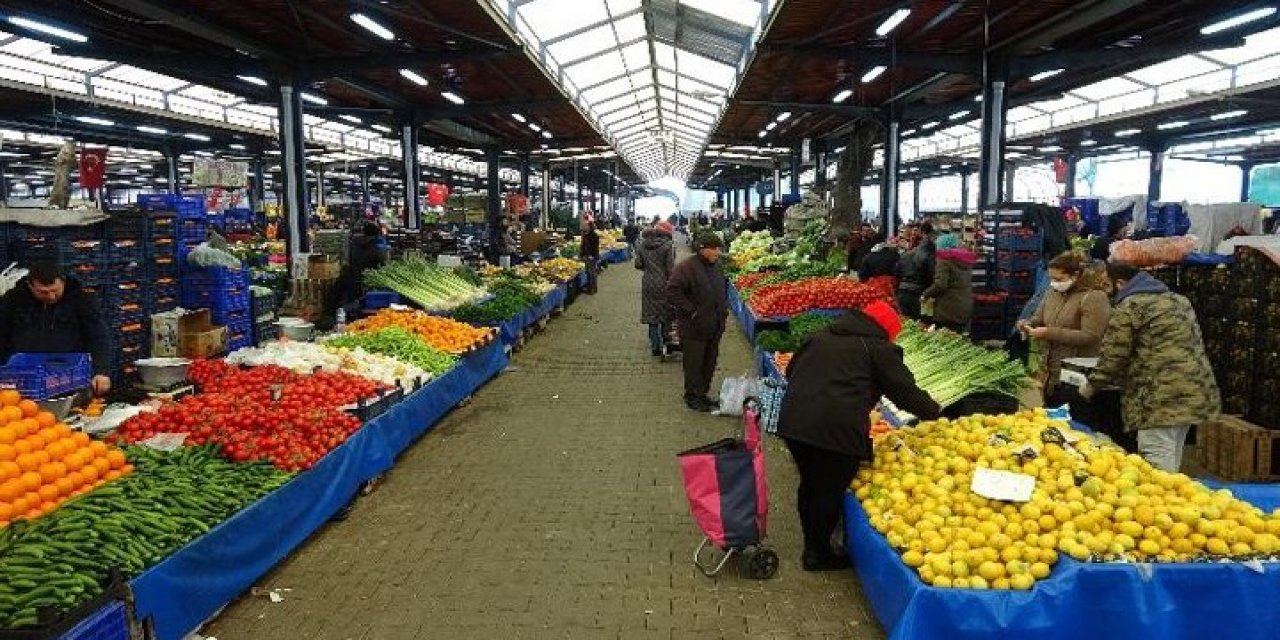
[852,409,1280,590]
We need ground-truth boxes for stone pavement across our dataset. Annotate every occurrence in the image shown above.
[203,252,885,640]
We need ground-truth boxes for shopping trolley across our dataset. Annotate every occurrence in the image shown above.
[677,398,779,579]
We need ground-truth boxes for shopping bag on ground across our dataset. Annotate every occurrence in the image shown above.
[718,374,762,416]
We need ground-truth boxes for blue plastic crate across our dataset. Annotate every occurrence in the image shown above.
[364,291,402,309]
[181,287,250,313]
[147,214,177,238]
[105,213,148,240]
[184,266,251,288]
[57,600,128,640]
[213,307,252,328]
[996,251,1043,271]
[0,353,92,400]
[139,194,208,220]
[997,270,1038,293]
[178,219,209,242]
[995,230,1043,252]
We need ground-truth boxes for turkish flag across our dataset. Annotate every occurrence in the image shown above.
[79,147,107,189]
[1053,156,1069,184]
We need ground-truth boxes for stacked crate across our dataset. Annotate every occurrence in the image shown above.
[181,266,252,353]
[1235,247,1280,429]
[102,215,156,385]
[251,286,279,345]
[972,208,1045,339]
[137,193,208,265]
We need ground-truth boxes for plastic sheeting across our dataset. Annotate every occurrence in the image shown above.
[130,341,510,640]
[844,493,1280,640]
[1187,202,1264,253]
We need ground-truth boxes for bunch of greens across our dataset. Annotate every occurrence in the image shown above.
[452,278,541,324]
[325,326,457,374]
[897,322,1028,407]
[756,312,839,353]
[364,256,488,312]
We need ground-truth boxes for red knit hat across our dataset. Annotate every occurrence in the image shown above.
[861,300,902,341]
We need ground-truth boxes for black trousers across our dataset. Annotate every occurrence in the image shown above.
[1047,385,1135,453]
[681,330,722,399]
[784,438,860,556]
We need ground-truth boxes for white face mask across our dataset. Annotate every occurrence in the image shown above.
[1049,280,1075,293]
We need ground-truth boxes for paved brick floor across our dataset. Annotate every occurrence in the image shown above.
[203,253,884,640]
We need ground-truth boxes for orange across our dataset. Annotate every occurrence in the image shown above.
[15,454,37,473]
[52,423,71,438]
[37,428,59,447]
[17,400,37,418]
[0,503,11,521]
[34,412,55,429]
[0,405,21,425]
[0,461,17,482]
[0,427,15,445]
[38,462,66,484]
[9,496,27,515]
[88,441,108,456]
[104,470,121,482]
[105,450,127,470]
[56,438,78,458]
[0,389,19,407]
[36,484,58,502]
[120,464,134,476]
[65,470,84,489]
[79,465,99,483]
[18,472,40,492]
[62,452,85,473]
[91,458,111,475]
[30,451,50,467]
[53,477,75,496]
[0,444,14,461]
[71,432,91,447]
[0,481,21,501]
[12,439,31,455]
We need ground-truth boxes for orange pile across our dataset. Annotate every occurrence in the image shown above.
[0,389,134,526]
[348,309,493,354]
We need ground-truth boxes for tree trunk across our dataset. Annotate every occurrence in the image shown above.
[828,122,882,243]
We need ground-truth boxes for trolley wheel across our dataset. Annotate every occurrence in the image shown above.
[745,548,779,579]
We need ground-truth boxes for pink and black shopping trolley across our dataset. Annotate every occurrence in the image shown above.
[677,398,778,579]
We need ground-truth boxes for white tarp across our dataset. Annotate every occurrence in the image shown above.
[1189,203,1263,253]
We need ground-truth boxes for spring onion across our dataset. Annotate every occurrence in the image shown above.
[897,321,1028,407]
[364,257,489,312]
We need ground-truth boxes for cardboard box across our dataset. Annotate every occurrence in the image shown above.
[155,309,228,359]
[1196,415,1280,482]
[307,255,341,280]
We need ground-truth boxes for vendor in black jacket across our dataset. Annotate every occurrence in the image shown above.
[777,301,940,571]
[0,262,113,395]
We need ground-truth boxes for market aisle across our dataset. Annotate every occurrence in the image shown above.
[204,256,883,640]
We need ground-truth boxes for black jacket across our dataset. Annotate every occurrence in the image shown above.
[0,277,112,376]
[335,234,386,308]
[846,236,876,273]
[666,254,728,341]
[777,310,940,460]
[581,230,601,259]
[896,242,936,292]
[859,246,900,281]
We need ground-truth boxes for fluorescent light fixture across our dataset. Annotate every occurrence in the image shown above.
[939,164,952,170]
[528,122,542,132]
[860,65,888,84]
[75,116,114,127]
[350,12,395,40]
[921,121,940,130]
[902,129,917,136]
[949,110,970,121]
[0,151,24,158]
[7,16,87,43]
[399,69,429,86]
[1212,110,1248,120]
[1029,69,1065,83]
[1039,145,1063,152]
[832,88,853,103]
[237,75,268,87]
[300,92,327,105]
[511,113,527,123]
[541,130,553,139]
[757,130,767,138]
[875,8,911,37]
[338,114,362,124]
[775,112,791,123]
[1157,121,1190,130]
[1116,128,1141,137]
[765,121,777,131]
[1080,139,1097,147]
[1201,7,1277,35]
[441,91,464,105]
[183,133,211,142]
[371,124,392,133]
[136,125,167,135]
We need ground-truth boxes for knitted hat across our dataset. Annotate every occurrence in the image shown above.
[861,300,902,342]
[694,231,724,249]
[656,221,674,235]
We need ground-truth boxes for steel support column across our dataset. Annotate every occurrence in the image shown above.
[959,168,971,215]
[1147,143,1166,203]
[400,121,421,228]
[912,179,921,218]
[519,154,530,195]
[1241,162,1254,203]
[572,161,580,218]
[251,157,265,213]
[978,76,1009,207]
[880,120,901,239]
[789,150,800,196]
[0,162,7,206]
[278,83,309,256]
[1064,155,1078,199]
[1006,163,1017,203]
[314,165,325,208]
[486,147,502,261]
[814,149,827,189]
[541,163,551,230]
[772,165,781,204]
[360,166,370,212]
[165,150,180,194]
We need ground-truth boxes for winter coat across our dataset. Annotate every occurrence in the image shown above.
[634,230,675,324]
[921,248,977,326]
[777,310,941,460]
[846,236,876,273]
[859,246,900,281]
[0,277,112,376]
[666,253,728,341]
[1029,284,1111,393]
[335,234,385,308]
[896,242,935,292]
[1088,272,1220,431]
[581,230,601,259]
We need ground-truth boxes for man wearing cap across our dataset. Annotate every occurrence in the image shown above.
[666,231,729,412]
[0,262,113,395]
[776,301,941,571]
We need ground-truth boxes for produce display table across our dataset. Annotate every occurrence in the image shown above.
[843,491,1280,640]
[128,341,510,640]
[602,246,630,264]
[490,285,569,347]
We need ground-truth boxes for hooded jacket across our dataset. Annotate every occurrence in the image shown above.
[0,277,112,376]
[896,241,936,292]
[634,229,675,324]
[777,310,941,460]
[666,252,728,341]
[1088,272,1220,431]
[921,247,977,325]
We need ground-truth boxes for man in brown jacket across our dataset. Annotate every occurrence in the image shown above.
[667,232,728,412]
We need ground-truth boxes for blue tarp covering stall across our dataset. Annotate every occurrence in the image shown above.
[129,341,509,640]
[843,492,1280,640]
[488,286,568,347]
[602,247,630,264]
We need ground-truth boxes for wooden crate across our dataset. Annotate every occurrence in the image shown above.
[1196,416,1280,482]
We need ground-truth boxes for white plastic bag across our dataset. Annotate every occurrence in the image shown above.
[718,374,762,416]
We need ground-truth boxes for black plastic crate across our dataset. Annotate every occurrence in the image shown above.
[996,250,1042,271]
[148,253,179,276]
[114,261,146,284]
[943,392,1020,419]
[149,295,180,315]
[970,318,1007,341]
[108,281,147,304]
[105,212,149,240]
[7,239,64,265]
[251,288,277,318]
[179,219,208,242]
[67,260,115,286]
[146,236,176,257]
[148,213,177,238]
[996,269,1037,293]
[254,319,279,345]
[107,239,145,265]
[213,307,252,328]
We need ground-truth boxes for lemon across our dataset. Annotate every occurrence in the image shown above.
[931,575,953,588]
[1009,574,1035,590]
[1029,562,1052,579]
[902,550,925,567]
[1137,539,1161,556]
[1206,538,1230,555]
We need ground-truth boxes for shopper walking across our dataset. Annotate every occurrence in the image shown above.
[1082,262,1220,472]
[580,220,601,295]
[667,232,728,412]
[895,222,936,319]
[920,233,976,333]
[1017,253,1112,405]
[845,222,877,274]
[635,222,676,356]
[858,241,899,282]
[777,301,940,571]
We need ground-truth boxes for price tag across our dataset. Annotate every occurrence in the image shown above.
[970,468,1036,502]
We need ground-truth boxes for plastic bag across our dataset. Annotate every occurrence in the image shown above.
[718,374,762,417]
[187,242,244,268]
[1108,236,1197,267]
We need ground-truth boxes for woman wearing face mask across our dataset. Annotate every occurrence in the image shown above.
[1016,252,1112,408]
